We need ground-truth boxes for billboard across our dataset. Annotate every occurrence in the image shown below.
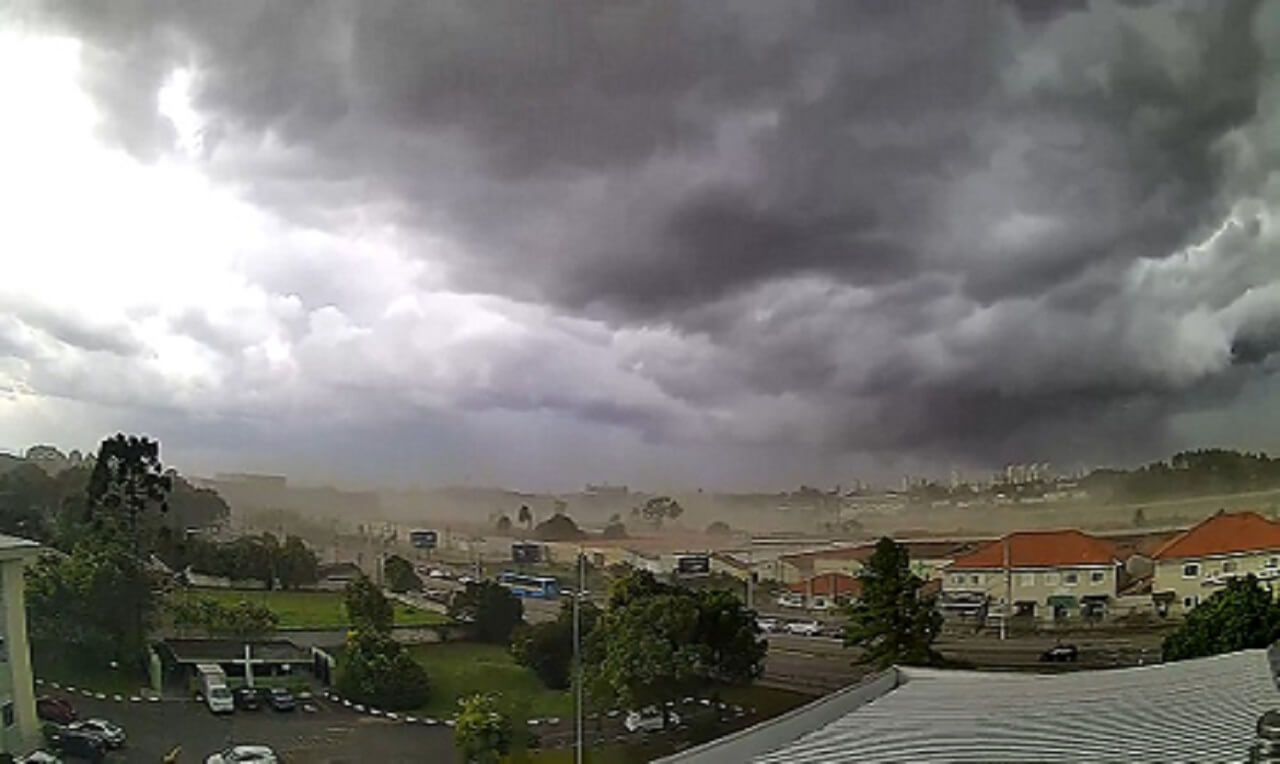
[512,542,543,564]
[410,529,438,549]
[675,554,710,576]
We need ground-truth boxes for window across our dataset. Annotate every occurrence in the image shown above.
[1090,571,1106,583]
[1064,572,1079,585]
[1044,572,1060,585]
[1183,595,1199,609]
[950,574,964,586]
[1182,562,1200,578]
[1223,560,1238,573]
[969,574,982,585]
[1269,557,1279,569]
[1019,573,1035,587]
[2,702,12,727]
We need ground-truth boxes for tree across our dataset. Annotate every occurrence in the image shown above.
[1162,575,1280,661]
[844,537,942,668]
[602,514,627,539]
[533,513,585,541]
[85,434,171,552]
[0,462,58,541]
[495,515,513,534]
[345,575,394,633]
[517,504,533,531]
[511,600,601,690]
[169,596,278,638]
[705,520,732,536]
[276,535,319,589]
[448,581,524,643]
[384,555,422,594]
[455,693,512,764]
[639,497,684,529]
[336,629,431,710]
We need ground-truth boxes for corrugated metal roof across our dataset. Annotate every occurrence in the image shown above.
[750,650,1279,763]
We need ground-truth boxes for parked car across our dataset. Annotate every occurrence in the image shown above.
[35,696,76,725]
[67,718,125,748]
[18,751,62,764]
[205,745,279,764]
[756,617,781,633]
[1040,644,1079,662]
[776,593,805,609]
[624,707,680,733]
[786,619,823,637]
[45,727,106,763]
[234,687,262,711]
[266,687,296,712]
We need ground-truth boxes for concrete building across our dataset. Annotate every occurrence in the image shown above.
[659,647,1280,763]
[778,540,979,586]
[1151,510,1280,616]
[940,530,1121,623]
[0,535,41,756]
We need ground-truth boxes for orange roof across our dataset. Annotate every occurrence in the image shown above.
[1151,511,1280,560]
[948,530,1117,570]
[788,572,862,597]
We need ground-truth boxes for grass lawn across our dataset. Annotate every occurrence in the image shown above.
[185,588,451,629]
[407,642,573,720]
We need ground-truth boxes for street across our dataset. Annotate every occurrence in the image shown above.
[41,694,454,763]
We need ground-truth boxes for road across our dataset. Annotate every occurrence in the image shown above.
[41,694,454,763]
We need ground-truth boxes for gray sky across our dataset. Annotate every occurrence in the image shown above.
[2,1,1279,491]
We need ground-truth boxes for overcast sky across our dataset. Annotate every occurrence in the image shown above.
[2,1,1279,492]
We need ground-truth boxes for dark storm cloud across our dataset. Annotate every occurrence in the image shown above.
[23,0,1280,473]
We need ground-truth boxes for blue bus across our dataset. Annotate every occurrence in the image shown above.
[497,571,560,599]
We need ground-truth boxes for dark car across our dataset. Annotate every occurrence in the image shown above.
[1041,644,1079,662]
[46,726,107,763]
[235,687,262,711]
[266,687,296,712]
[35,696,77,725]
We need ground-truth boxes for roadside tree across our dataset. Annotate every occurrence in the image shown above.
[1162,575,1280,661]
[449,581,524,643]
[511,600,601,690]
[384,554,422,593]
[276,535,319,589]
[336,629,430,710]
[843,537,942,668]
[455,693,512,764]
[345,575,394,633]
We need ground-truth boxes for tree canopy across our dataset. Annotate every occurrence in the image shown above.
[843,537,942,668]
[638,496,684,529]
[532,513,585,541]
[345,575,394,633]
[449,581,524,643]
[455,693,512,764]
[336,628,431,711]
[1162,575,1280,661]
[511,599,601,690]
[383,555,422,593]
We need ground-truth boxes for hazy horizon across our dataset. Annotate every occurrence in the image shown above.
[4,2,1280,493]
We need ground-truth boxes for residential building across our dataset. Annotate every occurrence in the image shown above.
[786,573,861,610]
[940,530,1121,622]
[1150,510,1280,616]
[659,647,1280,763]
[0,534,42,756]
[778,540,979,585]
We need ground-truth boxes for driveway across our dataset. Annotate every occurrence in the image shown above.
[42,694,456,763]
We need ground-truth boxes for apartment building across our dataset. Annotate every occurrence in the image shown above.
[940,529,1121,623]
[0,534,41,756]
[1151,510,1280,616]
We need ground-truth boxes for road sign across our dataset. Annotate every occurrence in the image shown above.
[675,554,710,576]
[410,529,438,549]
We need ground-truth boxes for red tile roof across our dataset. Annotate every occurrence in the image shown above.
[788,572,862,597]
[1151,511,1280,560]
[948,530,1118,570]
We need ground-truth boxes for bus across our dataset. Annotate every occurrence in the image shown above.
[497,571,560,599]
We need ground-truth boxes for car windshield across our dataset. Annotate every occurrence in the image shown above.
[211,687,232,699]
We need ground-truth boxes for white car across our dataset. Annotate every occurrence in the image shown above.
[756,617,781,633]
[624,707,680,733]
[786,619,823,637]
[68,718,125,748]
[18,752,62,764]
[776,593,805,609]
[206,745,279,764]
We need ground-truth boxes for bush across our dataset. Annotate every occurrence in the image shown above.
[449,581,524,644]
[335,630,430,711]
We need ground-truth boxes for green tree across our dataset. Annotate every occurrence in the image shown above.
[455,693,512,764]
[511,600,601,690]
[639,496,683,529]
[276,535,319,589]
[85,434,171,552]
[1162,575,1280,661]
[843,537,942,668]
[345,575,394,633]
[335,629,431,710]
[168,596,278,638]
[448,581,524,643]
[384,555,422,593]
[0,462,57,541]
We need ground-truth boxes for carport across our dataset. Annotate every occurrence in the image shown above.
[156,639,313,688]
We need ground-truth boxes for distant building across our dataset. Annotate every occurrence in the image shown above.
[584,483,629,498]
[941,530,1121,623]
[778,540,979,585]
[1150,510,1280,617]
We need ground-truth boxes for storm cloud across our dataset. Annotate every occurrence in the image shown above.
[3,0,1280,487]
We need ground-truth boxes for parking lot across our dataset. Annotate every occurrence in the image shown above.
[42,694,455,763]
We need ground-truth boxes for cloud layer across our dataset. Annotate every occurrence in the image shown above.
[3,1,1280,488]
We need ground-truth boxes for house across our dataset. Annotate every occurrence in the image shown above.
[940,529,1121,623]
[0,535,43,755]
[777,539,981,585]
[1150,510,1280,616]
[314,561,363,591]
[786,572,861,610]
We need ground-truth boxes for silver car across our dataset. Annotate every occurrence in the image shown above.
[206,745,279,764]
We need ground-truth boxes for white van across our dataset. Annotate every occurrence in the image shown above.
[196,664,234,714]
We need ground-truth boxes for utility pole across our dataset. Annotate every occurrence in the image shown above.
[573,547,585,764]
[1001,535,1011,641]
[745,550,754,609]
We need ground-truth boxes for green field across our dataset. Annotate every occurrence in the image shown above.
[407,642,574,720]
[185,588,451,630]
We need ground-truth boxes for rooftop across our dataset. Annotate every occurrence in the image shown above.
[1151,510,1280,560]
[947,529,1117,570]
[663,648,1280,763]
